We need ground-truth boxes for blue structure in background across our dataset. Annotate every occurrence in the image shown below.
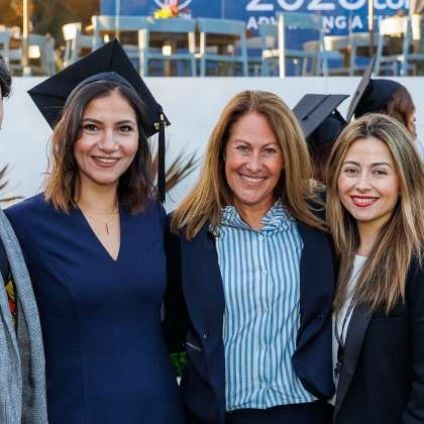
[101,0,409,35]
[100,1,409,75]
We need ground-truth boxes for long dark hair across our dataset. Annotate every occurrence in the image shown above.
[45,80,154,212]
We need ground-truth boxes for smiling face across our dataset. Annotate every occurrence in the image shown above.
[73,89,139,192]
[224,112,284,216]
[337,136,400,235]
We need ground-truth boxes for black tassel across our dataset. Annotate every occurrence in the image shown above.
[158,110,166,203]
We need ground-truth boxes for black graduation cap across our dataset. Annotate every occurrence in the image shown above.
[352,79,402,120]
[344,56,401,122]
[292,94,349,149]
[28,39,169,201]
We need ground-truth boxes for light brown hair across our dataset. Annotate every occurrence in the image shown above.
[171,90,325,239]
[326,113,424,313]
[44,81,154,212]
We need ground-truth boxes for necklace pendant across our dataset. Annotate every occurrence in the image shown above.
[106,223,109,235]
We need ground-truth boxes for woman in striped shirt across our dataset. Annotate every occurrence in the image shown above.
[167,90,335,424]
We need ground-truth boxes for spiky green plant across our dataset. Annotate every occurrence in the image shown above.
[150,148,200,193]
[0,164,22,205]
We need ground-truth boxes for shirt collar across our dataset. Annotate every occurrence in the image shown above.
[220,200,295,232]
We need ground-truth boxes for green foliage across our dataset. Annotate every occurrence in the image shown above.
[0,164,22,205]
[150,144,200,193]
[169,352,187,377]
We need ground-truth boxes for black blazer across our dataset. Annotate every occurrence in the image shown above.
[165,220,336,424]
[334,259,424,423]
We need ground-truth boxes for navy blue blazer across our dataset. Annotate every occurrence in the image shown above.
[334,259,424,423]
[165,220,336,424]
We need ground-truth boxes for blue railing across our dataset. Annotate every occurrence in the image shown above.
[101,0,409,36]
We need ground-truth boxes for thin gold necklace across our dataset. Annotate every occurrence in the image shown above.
[79,205,119,235]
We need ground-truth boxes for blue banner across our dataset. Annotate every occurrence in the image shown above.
[101,0,410,35]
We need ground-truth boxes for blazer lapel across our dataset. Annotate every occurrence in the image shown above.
[334,303,372,417]
[297,222,308,326]
[0,209,49,423]
[180,225,225,341]
[0,210,23,359]
[296,221,334,336]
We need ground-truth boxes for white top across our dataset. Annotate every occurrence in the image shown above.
[330,254,367,404]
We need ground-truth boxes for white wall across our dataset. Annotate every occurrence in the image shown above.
[1,76,423,211]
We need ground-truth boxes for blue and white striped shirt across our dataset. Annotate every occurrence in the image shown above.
[216,201,315,411]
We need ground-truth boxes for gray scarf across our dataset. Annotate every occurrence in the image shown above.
[0,208,48,423]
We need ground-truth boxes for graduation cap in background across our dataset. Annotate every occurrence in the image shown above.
[28,39,169,202]
[344,55,401,122]
[292,94,349,150]
[346,56,376,122]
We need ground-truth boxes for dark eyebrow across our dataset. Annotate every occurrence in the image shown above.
[81,118,101,124]
[115,120,137,126]
[81,118,136,125]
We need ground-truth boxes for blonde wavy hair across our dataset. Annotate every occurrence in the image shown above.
[171,90,325,239]
[326,113,424,313]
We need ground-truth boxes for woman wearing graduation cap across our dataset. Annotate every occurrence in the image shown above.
[353,79,417,139]
[326,113,424,423]
[5,41,184,424]
[166,90,335,423]
[292,94,349,183]
[347,58,417,140]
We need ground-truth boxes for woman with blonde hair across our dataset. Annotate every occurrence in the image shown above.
[167,90,335,423]
[326,113,424,423]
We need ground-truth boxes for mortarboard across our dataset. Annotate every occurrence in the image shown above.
[351,79,402,120]
[292,94,349,149]
[28,39,169,201]
[345,56,402,122]
[346,56,376,122]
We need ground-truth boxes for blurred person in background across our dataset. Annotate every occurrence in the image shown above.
[0,55,48,424]
[292,94,349,184]
[347,65,417,141]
